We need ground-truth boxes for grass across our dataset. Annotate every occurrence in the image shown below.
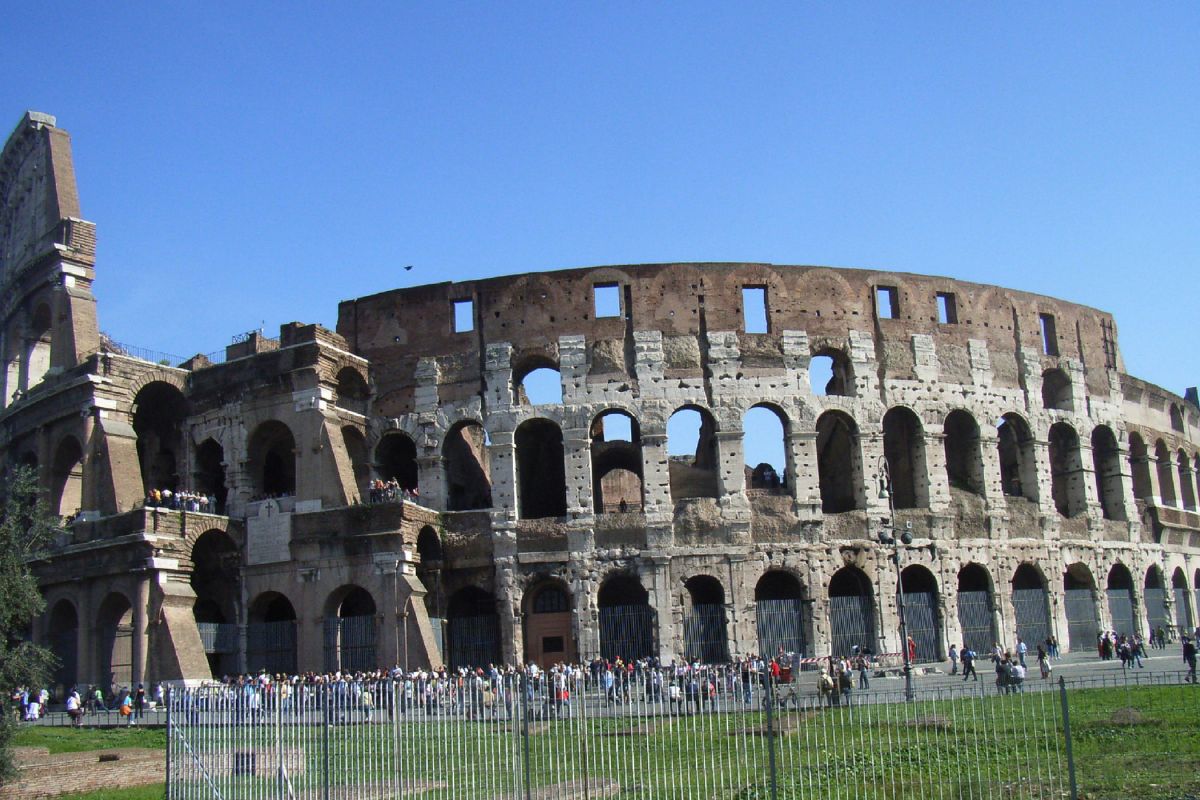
[13,684,1199,799]
[55,786,164,800]
[12,725,165,754]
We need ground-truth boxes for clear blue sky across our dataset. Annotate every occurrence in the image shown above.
[4,3,1197,425]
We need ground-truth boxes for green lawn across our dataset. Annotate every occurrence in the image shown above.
[12,726,165,754]
[12,684,1199,799]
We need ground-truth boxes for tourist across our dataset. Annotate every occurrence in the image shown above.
[948,643,958,676]
[1183,636,1197,683]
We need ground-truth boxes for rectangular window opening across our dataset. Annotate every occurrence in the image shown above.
[594,283,621,318]
[452,299,474,333]
[877,286,899,319]
[1039,313,1058,356]
[742,286,768,333]
[936,292,958,324]
[542,636,565,653]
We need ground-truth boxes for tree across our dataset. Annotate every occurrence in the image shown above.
[0,466,57,781]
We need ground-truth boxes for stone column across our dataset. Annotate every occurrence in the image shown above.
[925,432,950,511]
[788,430,821,517]
[978,431,1005,501]
[639,430,672,517]
[647,556,673,663]
[563,424,594,517]
[132,576,150,685]
[862,432,889,519]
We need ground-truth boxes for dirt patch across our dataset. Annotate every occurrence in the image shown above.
[1110,707,1147,726]
[602,723,657,737]
[905,714,953,731]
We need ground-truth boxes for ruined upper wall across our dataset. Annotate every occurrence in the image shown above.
[337,263,1126,414]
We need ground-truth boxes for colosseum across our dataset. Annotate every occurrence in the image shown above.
[4,111,1199,691]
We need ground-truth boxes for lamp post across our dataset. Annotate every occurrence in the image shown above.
[877,457,916,702]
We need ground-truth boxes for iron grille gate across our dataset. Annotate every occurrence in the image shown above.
[682,604,729,663]
[1175,587,1194,632]
[756,598,806,659]
[1063,589,1098,652]
[446,614,499,669]
[598,605,655,661]
[1012,588,1051,650]
[902,591,939,662]
[1107,589,1135,637]
[956,590,996,655]
[246,621,297,675]
[1144,587,1169,633]
[829,594,875,658]
[323,615,377,673]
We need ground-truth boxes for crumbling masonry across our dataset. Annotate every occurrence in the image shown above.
[3,112,1199,691]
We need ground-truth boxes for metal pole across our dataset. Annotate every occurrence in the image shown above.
[164,686,172,800]
[322,685,331,800]
[521,673,533,800]
[765,673,778,800]
[1058,676,1078,800]
[896,548,915,702]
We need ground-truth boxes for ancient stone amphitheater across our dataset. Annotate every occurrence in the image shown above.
[3,112,1198,691]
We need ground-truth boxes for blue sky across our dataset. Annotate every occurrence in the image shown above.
[3,3,1197,467]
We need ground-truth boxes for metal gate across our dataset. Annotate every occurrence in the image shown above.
[599,605,655,661]
[1144,587,1169,634]
[99,623,132,691]
[1177,587,1196,632]
[829,594,875,658]
[956,590,996,654]
[323,615,377,672]
[1106,588,1135,636]
[756,598,806,658]
[246,620,297,675]
[683,604,729,663]
[902,591,940,662]
[446,614,499,668]
[49,629,77,691]
[1012,588,1051,649]
[1064,589,1098,652]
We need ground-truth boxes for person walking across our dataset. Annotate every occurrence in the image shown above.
[948,644,958,676]
[961,646,978,681]
[1037,644,1052,679]
[1183,636,1197,683]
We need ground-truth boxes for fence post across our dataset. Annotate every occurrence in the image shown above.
[322,685,331,800]
[1058,677,1078,800]
[521,673,533,800]
[765,674,778,800]
[164,687,172,800]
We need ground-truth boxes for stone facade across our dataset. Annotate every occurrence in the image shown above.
[3,113,1199,692]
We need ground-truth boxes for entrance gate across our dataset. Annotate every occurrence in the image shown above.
[599,606,655,661]
[323,615,376,672]
[446,615,499,668]
[1012,588,1051,649]
[902,591,939,663]
[1106,589,1135,636]
[1144,587,1169,633]
[829,595,875,658]
[1175,587,1193,632]
[1063,589,1098,651]
[756,598,806,658]
[245,620,296,675]
[956,591,995,655]
[683,605,729,663]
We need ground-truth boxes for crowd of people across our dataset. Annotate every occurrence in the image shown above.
[10,684,156,726]
[144,488,219,514]
[367,479,419,504]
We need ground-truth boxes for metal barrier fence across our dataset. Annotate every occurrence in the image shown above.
[162,669,1197,800]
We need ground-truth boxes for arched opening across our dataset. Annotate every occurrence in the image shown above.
[1105,564,1136,636]
[816,411,862,513]
[96,593,133,695]
[446,586,500,669]
[522,580,576,667]
[828,566,875,658]
[744,404,788,492]
[246,592,297,675]
[514,360,563,406]
[190,530,239,677]
[591,410,643,512]
[194,439,227,514]
[1049,422,1086,517]
[809,348,852,397]
[598,574,655,661]
[1171,568,1194,633]
[375,432,418,493]
[323,586,377,672]
[50,436,84,518]
[247,421,296,497]
[1177,450,1196,511]
[944,410,984,496]
[1155,441,1177,507]
[341,426,369,499]
[667,406,718,500]
[335,367,369,415]
[25,303,52,391]
[1128,434,1153,502]
[683,575,729,663]
[415,526,445,645]
[132,381,189,495]
[882,407,928,509]
[1011,564,1052,650]
[956,564,997,655]
[46,600,78,694]
[1063,563,1099,651]
[997,413,1038,501]
[2,323,22,407]
[1091,426,1125,520]
[1144,566,1169,636]
[1170,404,1185,433]
[515,419,567,519]
[900,565,942,662]
[1041,368,1072,411]
[755,571,808,659]
[444,421,491,511]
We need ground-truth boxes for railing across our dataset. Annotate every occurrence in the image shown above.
[159,669,1197,800]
